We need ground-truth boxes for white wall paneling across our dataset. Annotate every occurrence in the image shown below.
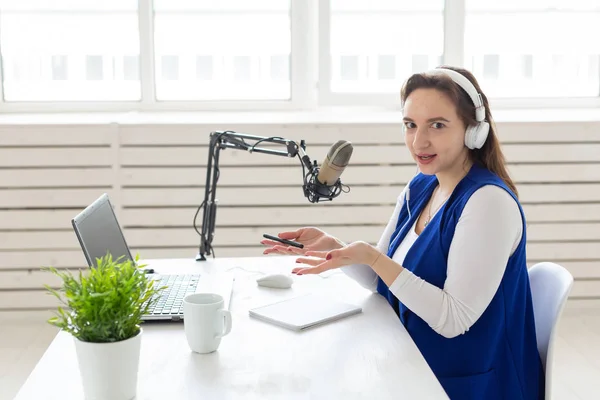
[1,121,599,310]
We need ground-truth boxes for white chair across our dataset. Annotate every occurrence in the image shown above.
[528,262,574,400]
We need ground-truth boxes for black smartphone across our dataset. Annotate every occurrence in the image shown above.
[262,234,304,249]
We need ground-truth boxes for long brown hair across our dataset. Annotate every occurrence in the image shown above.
[400,65,518,197]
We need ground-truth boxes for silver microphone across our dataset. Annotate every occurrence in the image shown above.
[317,140,354,186]
[301,140,353,203]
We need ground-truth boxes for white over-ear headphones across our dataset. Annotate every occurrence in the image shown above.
[427,68,490,150]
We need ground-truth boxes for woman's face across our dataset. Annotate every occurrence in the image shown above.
[402,88,469,176]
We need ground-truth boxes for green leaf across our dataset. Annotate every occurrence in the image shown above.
[42,252,164,343]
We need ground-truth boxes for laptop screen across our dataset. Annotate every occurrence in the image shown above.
[71,193,134,268]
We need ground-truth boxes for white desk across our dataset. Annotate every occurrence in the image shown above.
[15,256,449,400]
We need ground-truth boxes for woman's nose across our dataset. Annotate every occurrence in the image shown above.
[412,127,430,149]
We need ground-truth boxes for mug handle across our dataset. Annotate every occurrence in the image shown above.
[215,309,232,338]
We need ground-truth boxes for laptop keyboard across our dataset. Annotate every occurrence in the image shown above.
[147,274,200,316]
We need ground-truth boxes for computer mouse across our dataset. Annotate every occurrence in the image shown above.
[256,273,294,289]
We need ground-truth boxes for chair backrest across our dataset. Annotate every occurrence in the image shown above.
[528,262,573,399]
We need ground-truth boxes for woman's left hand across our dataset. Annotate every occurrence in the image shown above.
[293,241,381,275]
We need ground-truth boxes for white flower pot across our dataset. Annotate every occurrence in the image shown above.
[73,328,143,400]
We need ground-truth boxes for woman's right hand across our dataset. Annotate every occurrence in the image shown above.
[260,227,345,256]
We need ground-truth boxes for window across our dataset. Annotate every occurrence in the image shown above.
[327,0,444,94]
[152,0,291,101]
[464,0,600,98]
[0,0,141,101]
[0,0,597,111]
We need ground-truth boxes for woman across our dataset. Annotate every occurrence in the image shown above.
[261,66,545,400]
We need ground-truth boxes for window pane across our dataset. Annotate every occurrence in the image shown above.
[330,0,444,93]
[270,55,289,82]
[196,56,213,80]
[86,56,104,81]
[465,1,600,97]
[0,0,140,101]
[153,0,291,101]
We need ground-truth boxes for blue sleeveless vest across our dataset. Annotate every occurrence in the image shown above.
[377,163,544,400]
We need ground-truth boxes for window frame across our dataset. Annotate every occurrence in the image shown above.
[0,0,598,113]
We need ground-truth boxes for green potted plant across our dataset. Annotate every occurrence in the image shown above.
[44,253,164,400]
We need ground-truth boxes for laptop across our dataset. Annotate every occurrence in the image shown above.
[70,193,231,322]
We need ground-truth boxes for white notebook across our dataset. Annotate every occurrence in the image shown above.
[248,294,362,331]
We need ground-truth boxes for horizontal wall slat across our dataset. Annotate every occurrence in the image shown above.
[0,270,66,290]
[0,125,113,146]
[526,223,600,241]
[118,125,398,146]
[0,210,77,230]
[2,203,588,231]
[0,290,60,310]
[0,226,383,250]
[31,204,593,230]
[0,247,265,273]
[527,242,600,260]
[119,143,600,167]
[0,122,596,149]
[569,280,600,298]
[522,204,600,222]
[3,224,600,250]
[117,122,600,146]
[518,183,600,203]
[0,148,112,167]
[0,205,395,230]
[0,260,600,290]
[503,143,600,162]
[526,262,600,279]
[0,168,113,188]
[120,164,600,188]
[2,277,597,311]
[3,261,599,290]
[120,206,394,228]
[496,122,600,143]
[138,242,600,262]
[121,186,402,207]
[0,250,88,270]
[2,183,598,211]
[120,184,600,207]
[507,164,600,183]
[120,145,413,166]
[1,243,598,274]
[0,189,116,208]
[120,166,407,187]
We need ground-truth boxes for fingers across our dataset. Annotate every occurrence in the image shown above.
[277,229,302,240]
[294,257,322,266]
[287,246,306,255]
[263,245,289,255]
[292,259,341,275]
[303,250,329,259]
[293,248,346,275]
[260,239,303,253]
[263,245,306,256]
[260,239,283,247]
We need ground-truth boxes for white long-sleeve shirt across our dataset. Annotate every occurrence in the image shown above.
[342,183,523,338]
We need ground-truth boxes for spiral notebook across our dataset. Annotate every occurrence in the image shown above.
[248,294,362,331]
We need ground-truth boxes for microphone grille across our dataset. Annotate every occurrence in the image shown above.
[328,140,353,167]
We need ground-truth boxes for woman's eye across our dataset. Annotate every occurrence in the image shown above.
[431,122,445,129]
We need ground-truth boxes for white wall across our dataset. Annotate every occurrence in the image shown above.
[1,119,599,310]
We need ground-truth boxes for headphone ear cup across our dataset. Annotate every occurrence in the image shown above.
[465,121,490,149]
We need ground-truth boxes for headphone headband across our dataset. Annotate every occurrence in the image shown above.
[427,68,486,122]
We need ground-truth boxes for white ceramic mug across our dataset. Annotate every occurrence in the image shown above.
[183,293,232,354]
